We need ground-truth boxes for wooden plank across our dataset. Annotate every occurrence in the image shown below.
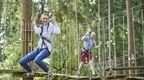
[105,66,144,71]
[126,77,144,80]
[14,72,101,79]
[107,73,144,79]
[0,69,20,73]
[0,69,46,77]
[67,75,100,79]
[13,71,46,77]
[1,69,144,80]
[107,74,126,79]
[0,69,101,79]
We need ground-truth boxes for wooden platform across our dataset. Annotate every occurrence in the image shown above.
[1,69,144,80]
[0,69,101,79]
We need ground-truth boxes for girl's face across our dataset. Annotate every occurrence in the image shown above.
[41,15,49,25]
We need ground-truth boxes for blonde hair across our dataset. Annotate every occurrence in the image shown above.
[41,12,49,17]
[40,12,50,21]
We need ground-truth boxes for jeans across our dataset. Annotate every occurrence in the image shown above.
[19,48,50,72]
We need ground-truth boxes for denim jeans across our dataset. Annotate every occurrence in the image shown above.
[19,48,50,72]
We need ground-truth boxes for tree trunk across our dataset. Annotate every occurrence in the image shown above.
[22,0,33,80]
[126,0,135,76]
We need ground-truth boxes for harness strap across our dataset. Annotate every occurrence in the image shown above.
[83,47,90,52]
[40,23,51,48]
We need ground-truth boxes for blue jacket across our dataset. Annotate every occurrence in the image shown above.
[81,31,96,51]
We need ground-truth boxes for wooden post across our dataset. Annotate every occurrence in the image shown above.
[126,0,135,76]
[22,0,33,80]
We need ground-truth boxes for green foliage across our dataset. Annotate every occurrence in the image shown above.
[1,0,21,69]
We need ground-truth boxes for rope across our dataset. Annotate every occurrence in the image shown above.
[112,14,117,75]
[142,10,144,57]
[122,17,126,74]
[97,0,101,64]
[102,19,106,67]
[131,9,136,65]
[67,27,71,74]
[40,0,45,14]
[74,0,79,75]
[132,8,137,74]
[108,0,112,68]
[59,33,62,74]
[65,25,68,75]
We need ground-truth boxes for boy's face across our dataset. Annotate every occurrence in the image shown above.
[91,32,96,39]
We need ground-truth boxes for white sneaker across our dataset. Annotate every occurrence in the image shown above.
[108,69,113,75]
[92,73,95,76]
[77,71,80,76]
[47,71,54,78]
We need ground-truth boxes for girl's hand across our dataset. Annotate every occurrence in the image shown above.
[51,16,57,24]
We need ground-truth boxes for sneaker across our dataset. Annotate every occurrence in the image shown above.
[92,73,96,76]
[47,71,54,78]
[107,69,113,75]
[77,71,80,76]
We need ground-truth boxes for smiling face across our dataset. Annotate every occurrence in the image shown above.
[41,14,49,25]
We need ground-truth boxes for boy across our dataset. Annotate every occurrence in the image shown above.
[77,30,97,76]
